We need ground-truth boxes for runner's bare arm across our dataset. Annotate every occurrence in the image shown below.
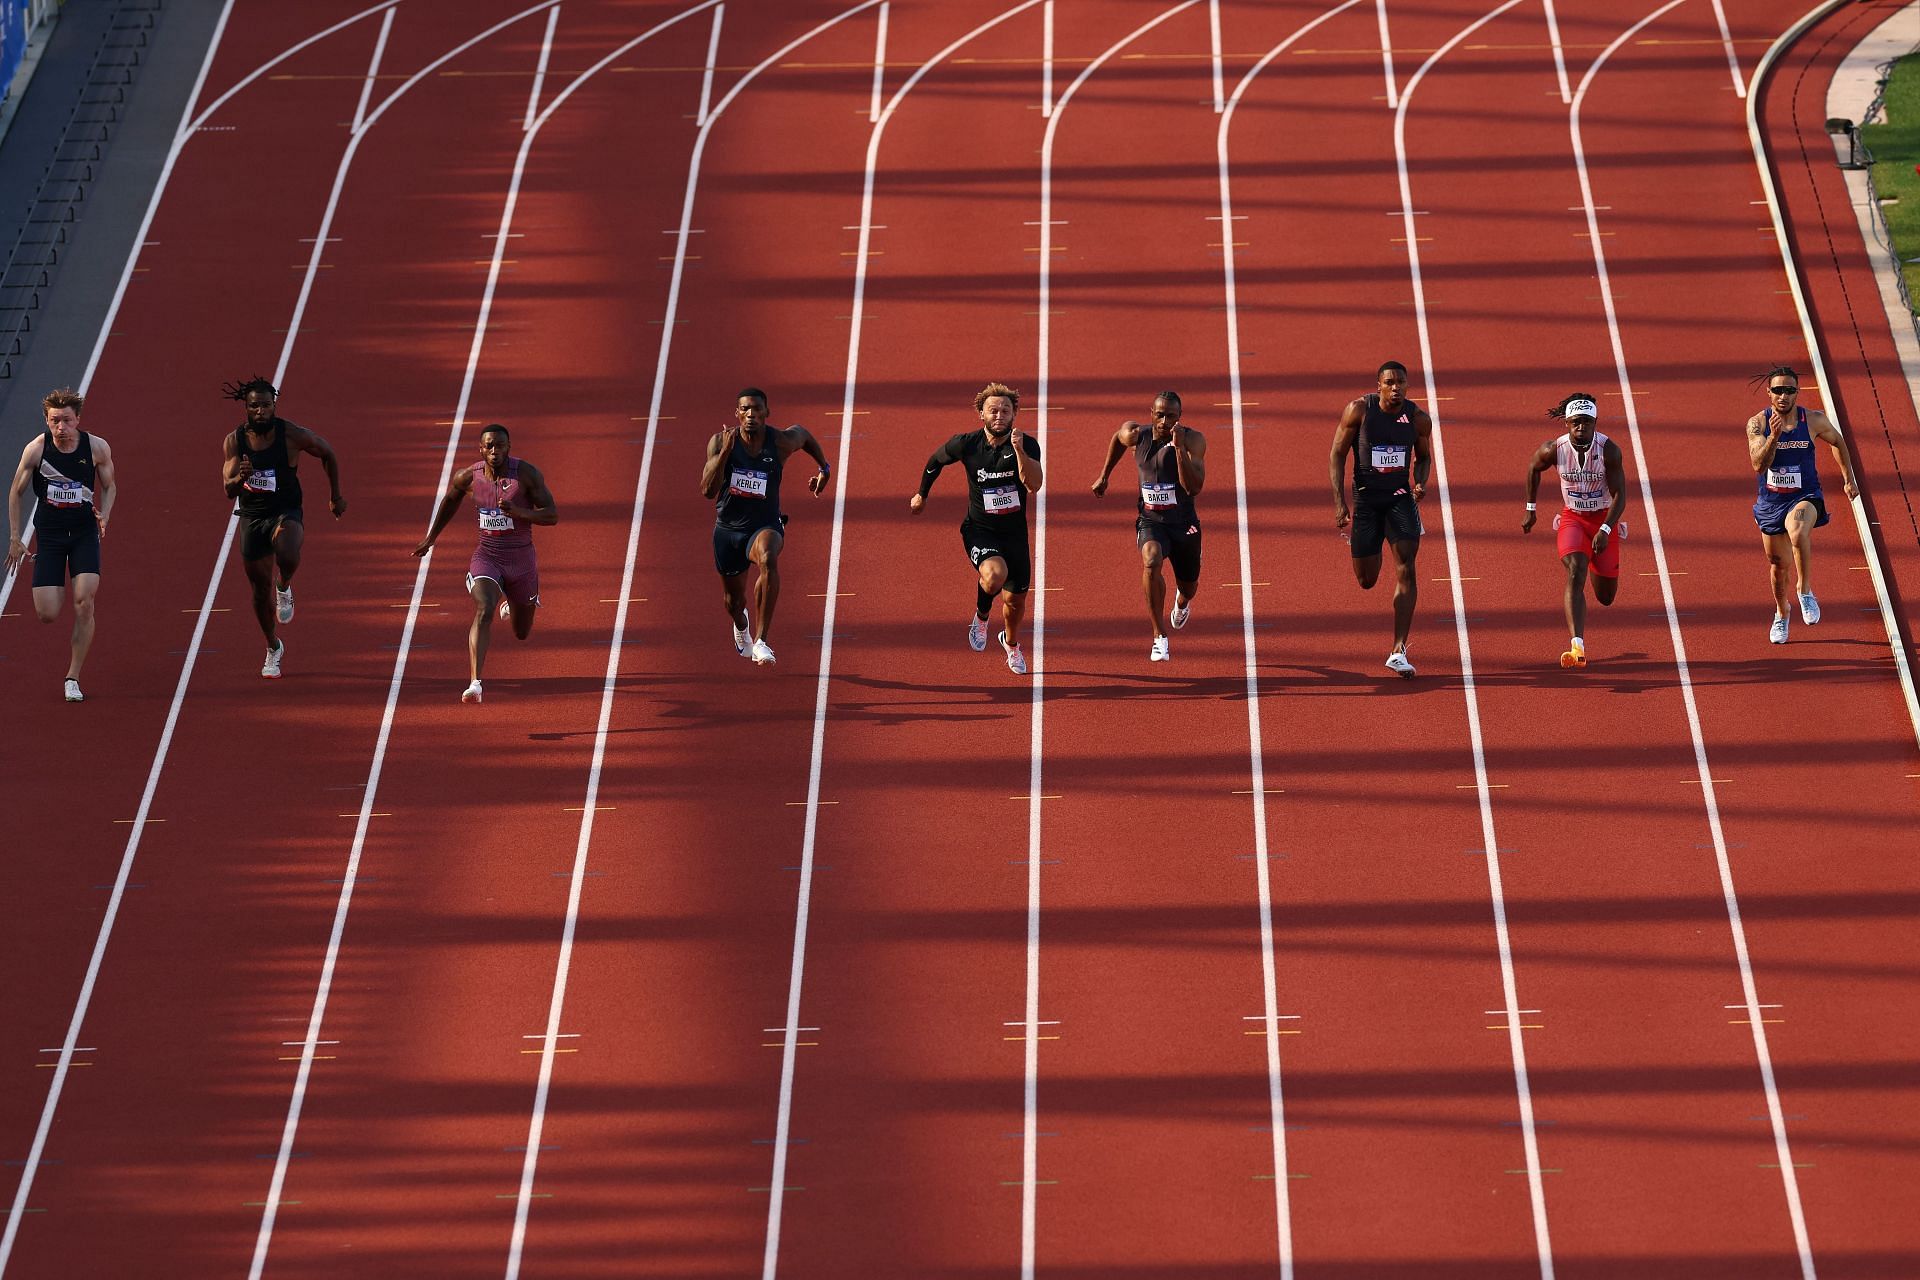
[1746,409,1782,471]
[91,437,116,538]
[1329,399,1362,524]
[1090,424,1137,495]
[509,463,559,525]
[1602,438,1628,527]
[1808,410,1862,499]
[289,426,347,516]
[1174,425,1207,496]
[1522,440,1555,533]
[1410,409,1434,500]
[700,427,737,500]
[1011,431,1043,493]
[413,468,474,555]
[222,431,251,497]
[779,427,832,496]
[5,437,41,568]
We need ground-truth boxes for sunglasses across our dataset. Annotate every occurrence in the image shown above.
[1769,386,1798,395]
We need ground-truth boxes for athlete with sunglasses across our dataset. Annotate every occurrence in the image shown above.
[1745,366,1860,644]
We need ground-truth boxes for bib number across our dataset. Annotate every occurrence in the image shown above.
[982,486,1022,514]
[730,468,769,499]
[478,506,514,533]
[1568,493,1609,513]
[1369,445,1407,470]
[1766,467,1802,493]
[1141,482,1178,510]
[45,478,86,507]
[244,468,278,493]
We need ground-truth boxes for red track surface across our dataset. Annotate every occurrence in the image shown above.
[2,2,1917,1276]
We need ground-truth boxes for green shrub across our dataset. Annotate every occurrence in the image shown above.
[1862,52,1920,315]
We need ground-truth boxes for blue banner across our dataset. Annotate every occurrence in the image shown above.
[1,0,28,108]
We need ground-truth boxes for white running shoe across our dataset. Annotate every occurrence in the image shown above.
[1769,613,1789,645]
[732,622,750,656]
[1150,635,1171,662]
[275,585,294,624]
[751,638,777,665]
[461,679,483,703]
[968,614,989,652]
[999,631,1028,676]
[1171,596,1191,630]
[497,598,513,622]
[262,638,285,679]
[1384,649,1416,679]
[1798,591,1820,625]
[63,678,84,703]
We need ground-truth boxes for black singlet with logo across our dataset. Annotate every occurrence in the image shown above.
[1353,394,1418,502]
[32,430,97,532]
[920,428,1041,525]
[714,429,785,530]
[233,419,304,517]
[1135,432,1198,528]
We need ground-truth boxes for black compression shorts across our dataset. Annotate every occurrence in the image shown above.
[960,518,1032,594]
[31,523,100,587]
[1350,494,1422,559]
[1138,518,1202,584]
[238,509,302,562]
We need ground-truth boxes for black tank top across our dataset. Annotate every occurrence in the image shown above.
[1354,394,1417,501]
[32,430,96,532]
[1135,432,1197,528]
[714,429,784,530]
[234,419,303,516]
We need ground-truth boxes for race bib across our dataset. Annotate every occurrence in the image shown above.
[730,469,769,498]
[982,486,1022,514]
[1369,445,1407,470]
[1569,493,1609,513]
[478,506,514,533]
[1141,482,1178,510]
[244,468,278,493]
[1766,467,1802,493]
[45,478,86,507]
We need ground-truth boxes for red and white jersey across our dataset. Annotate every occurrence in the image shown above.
[1555,431,1611,513]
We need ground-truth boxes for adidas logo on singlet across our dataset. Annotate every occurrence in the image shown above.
[1396,414,1409,423]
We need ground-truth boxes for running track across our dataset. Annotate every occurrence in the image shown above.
[2,1,1917,1276]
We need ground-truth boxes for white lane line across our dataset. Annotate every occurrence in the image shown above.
[1709,0,1745,99]
[1375,0,1397,108]
[1208,0,1224,112]
[1218,5,1365,1275]
[868,2,888,123]
[1574,3,1807,1274]
[349,8,395,133]
[524,6,560,131]
[1033,12,1201,1273]
[1042,0,1055,118]
[760,7,1043,1277]
[0,1,240,1268]
[0,0,406,619]
[1749,2,1918,757]
[696,3,724,127]
[242,6,573,1276]
[1392,3,1555,1277]
[1541,0,1572,104]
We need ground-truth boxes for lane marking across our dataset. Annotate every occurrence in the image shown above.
[1216,5,1368,1274]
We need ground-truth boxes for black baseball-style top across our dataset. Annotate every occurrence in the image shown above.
[1353,394,1418,502]
[714,429,786,530]
[33,430,98,532]
[919,429,1042,526]
[233,419,304,517]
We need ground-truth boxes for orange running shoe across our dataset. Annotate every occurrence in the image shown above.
[1559,637,1586,669]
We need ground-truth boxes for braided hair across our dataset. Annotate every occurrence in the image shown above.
[222,375,279,402]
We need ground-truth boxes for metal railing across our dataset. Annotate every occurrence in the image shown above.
[0,0,164,379]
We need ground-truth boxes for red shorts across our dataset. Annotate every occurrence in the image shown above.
[1555,509,1621,578]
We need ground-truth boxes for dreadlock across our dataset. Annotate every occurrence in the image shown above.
[1747,365,1799,392]
[222,375,279,402]
[1546,392,1600,419]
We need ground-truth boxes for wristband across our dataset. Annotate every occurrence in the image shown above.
[1599,523,1612,534]
[1525,502,1536,512]
[818,464,831,475]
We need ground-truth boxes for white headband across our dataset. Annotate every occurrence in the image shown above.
[1564,398,1599,421]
